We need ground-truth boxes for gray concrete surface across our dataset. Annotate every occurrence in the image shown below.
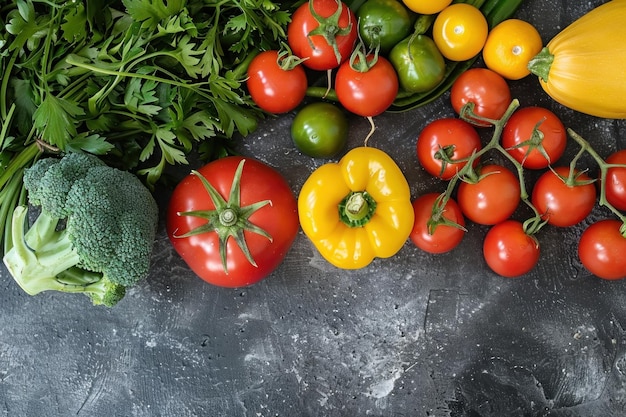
[1,1,626,416]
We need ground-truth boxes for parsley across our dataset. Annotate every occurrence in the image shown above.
[0,0,300,252]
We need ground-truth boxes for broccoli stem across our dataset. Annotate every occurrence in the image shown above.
[3,206,82,295]
[2,206,126,307]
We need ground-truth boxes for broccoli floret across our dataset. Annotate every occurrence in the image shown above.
[23,153,105,218]
[2,153,159,307]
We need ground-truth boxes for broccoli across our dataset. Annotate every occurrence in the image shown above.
[2,153,159,307]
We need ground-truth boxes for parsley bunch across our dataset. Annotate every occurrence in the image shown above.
[0,0,297,252]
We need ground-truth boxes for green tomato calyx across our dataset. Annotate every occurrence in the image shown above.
[174,159,272,274]
[307,0,354,66]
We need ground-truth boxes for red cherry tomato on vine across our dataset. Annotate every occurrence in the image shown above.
[578,219,626,280]
[450,68,512,126]
[335,54,399,117]
[287,0,358,71]
[531,166,596,227]
[410,193,466,254]
[246,50,308,114]
[483,220,540,278]
[167,156,299,288]
[416,118,482,180]
[603,149,626,211]
[502,106,567,169]
[457,164,521,225]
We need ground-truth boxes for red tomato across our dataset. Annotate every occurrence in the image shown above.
[603,149,626,211]
[457,164,521,225]
[502,106,567,169]
[287,0,358,71]
[416,118,482,180]
[531,166,596,227]
[335,54,399,117]
[410,193,466,254]
[246,50,308,114]
[450,68,512,126]
[166,156,299,288]
[483,220,540,277]
[578,219,626,280]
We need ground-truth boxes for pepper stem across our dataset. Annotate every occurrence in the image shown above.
[339,191,377,227]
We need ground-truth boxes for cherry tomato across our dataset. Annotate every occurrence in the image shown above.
[389,35,446,94]
[450,68,512,126]
[402,0,451,14]
[603,149,626,211]
[416,118,481,180]
[432,3,488,62]
[167,156,299,288]
[357,0,414,54]
[457,164,521,225]
[291,102,349,158]
[246,50,308,114]
[579,219,626,280]
[335,54,399,117]
[287,0,358,71]
[531,166,596,227]
[482,19,543,80]
[483,220,540,278]
[410,193,466,254]
[502,106,567,169]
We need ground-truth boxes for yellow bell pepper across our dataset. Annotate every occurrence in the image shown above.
[298,147,414,269]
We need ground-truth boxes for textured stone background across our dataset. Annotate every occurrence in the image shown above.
[1,1,626,416]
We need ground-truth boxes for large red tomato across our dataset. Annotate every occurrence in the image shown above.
[287,0,358,71]
[166,156,299,287]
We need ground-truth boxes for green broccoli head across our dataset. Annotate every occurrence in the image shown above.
[2,152,159,307]
[23,153,105,218]
[64,165,159,287]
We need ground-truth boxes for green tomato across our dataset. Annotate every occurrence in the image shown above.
[389,35,446,93]
[356,0,414,55]
[291,102,349,158]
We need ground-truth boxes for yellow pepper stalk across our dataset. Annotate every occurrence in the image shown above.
[298,147,414,269]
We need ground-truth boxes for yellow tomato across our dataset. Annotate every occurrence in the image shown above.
[402,0,451,15]
[432,3,488,61]
[483,19,543,80]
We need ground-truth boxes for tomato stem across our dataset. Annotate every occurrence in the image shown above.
[567,129,626,226]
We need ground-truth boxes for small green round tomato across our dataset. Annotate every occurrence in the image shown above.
[389,35,446,93]
[291,102,349,158]
[356,0,414,54]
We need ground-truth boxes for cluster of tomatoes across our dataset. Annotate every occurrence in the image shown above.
[246,0,542,157]
[410,66,626,281]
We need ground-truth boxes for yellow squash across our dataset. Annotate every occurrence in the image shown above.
[527,0,626,119]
